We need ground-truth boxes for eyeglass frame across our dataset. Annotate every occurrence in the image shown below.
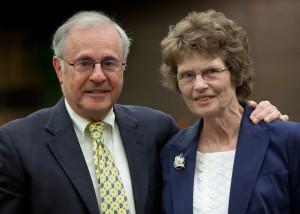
[59,57,126,73]
[176,65,230,84]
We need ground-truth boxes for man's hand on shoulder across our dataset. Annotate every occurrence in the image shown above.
[248,100,289,124]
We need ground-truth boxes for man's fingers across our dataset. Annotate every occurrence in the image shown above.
[247,100,257,108]
[279,114,289,121]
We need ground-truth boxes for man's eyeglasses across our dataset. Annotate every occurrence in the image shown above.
[60,58,126,73]
[176,66,230,84]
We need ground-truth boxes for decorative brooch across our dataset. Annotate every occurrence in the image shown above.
[173,153,185,170]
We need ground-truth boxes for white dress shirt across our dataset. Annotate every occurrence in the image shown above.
[65,99,136,214]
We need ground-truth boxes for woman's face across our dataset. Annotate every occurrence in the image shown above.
[177,51,238,118]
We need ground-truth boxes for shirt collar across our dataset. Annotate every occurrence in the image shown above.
[64,99,115,142]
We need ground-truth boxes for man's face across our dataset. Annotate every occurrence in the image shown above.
[53,23,125,121]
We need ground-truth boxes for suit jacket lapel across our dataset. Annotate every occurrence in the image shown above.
[45,99,99,214]
[114,105,150,214]
[228,105,271,214]
[170,120,201,214]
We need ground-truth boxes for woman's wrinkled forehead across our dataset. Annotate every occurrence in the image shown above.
[176,49,218,64]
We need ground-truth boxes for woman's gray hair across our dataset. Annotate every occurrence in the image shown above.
[51,10,132,59]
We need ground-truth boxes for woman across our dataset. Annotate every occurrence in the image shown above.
[159,10,300,214]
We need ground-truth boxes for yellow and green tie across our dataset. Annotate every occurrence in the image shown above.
[88,122,130,214]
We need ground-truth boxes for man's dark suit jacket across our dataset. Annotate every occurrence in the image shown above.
[160,104,300,214]
[0,98,179,214]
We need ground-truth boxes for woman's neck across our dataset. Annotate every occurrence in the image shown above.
[198,105,244,153]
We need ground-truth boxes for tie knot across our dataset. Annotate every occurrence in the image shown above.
[88,122,106,140]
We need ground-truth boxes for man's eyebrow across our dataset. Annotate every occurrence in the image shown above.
[75,55,120,62]
[75,55,93,61]
[101,55,119,60]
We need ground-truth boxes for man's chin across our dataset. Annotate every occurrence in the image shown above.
[87,103,110,111]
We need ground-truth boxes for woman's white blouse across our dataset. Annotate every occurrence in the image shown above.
[193,150,236,214]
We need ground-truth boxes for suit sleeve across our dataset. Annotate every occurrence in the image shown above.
[0,128,28,213]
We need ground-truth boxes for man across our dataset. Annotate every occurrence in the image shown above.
[0,10,287,214]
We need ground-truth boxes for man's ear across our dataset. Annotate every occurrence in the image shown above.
[53,56,63,84]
